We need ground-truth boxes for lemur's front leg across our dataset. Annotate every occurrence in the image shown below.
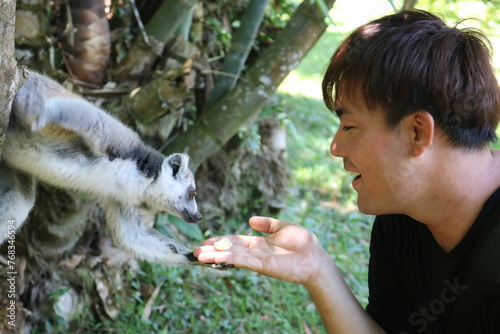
[103,199,233,270]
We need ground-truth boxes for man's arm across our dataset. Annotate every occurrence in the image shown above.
[194,216,385,333]
[305,257,385,333]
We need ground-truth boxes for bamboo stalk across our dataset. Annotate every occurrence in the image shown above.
[205,0,270,110]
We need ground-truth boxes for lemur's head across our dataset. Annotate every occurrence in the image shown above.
[146,153,202,224]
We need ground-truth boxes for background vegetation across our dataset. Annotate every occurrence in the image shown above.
[2,0,500,333]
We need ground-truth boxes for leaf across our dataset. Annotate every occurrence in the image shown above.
[167,214,204,242]
[140,280,164,321]
[155,213,175,239]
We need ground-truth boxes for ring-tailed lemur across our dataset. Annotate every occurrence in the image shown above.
[0,70,230,269]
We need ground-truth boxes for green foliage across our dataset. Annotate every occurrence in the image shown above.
[156,214,205,242]
[416,0,500,27]
[492,127,500,150]
[205,16,233,52]
[236,123,262,154]
[263,0,298,29]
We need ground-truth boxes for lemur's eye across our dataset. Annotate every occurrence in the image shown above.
[189,191,197,200]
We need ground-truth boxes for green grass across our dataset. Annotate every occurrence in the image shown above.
[89,266,324,333]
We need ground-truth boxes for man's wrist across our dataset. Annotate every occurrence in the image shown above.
[303,250,338,293]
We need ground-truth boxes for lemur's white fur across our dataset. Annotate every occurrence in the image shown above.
[0,70,225,268]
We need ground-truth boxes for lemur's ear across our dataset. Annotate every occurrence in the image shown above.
[166,154,188,177]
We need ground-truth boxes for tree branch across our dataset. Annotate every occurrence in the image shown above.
[402,0,418,10]
[205,0,270,110]
[113,0,197,79]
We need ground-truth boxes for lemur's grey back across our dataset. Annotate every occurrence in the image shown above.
[11,71,165,179]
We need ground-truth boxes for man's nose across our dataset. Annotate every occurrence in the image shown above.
[330,131,346,158]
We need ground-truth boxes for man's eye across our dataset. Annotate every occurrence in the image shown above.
[342,126,355,131]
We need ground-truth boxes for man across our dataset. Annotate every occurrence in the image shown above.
[194,10,500,333]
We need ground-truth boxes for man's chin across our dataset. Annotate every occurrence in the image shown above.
[356,198,379,216]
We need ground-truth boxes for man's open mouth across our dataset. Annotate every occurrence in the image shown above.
[350,171,362,180]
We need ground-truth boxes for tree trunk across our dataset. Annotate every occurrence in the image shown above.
[146,0,197,44]
[0,0,19,158]
[403,0,418,10]
[0,3,27,333]
[164,0,337,170]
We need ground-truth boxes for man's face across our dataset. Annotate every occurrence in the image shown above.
[330,93,416,215]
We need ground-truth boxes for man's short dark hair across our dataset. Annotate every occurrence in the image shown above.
[322,10,500,150]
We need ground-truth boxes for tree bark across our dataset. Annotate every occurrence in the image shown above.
[0,0,19,158]
[164,0,337,170]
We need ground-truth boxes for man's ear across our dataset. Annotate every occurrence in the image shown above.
[408,111,435,157]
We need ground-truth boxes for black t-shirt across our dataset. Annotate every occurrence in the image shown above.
[366,188,500,334]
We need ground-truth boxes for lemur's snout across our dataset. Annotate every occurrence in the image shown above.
[183,209,202,224]
[191,211,202,223]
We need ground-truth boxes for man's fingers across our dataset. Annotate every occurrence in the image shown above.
[249,216,290,234]
[195,240,254,258]
[201,236,224,246]
[201,234,263,248]
[196,249,264,273]
[201,217,289,247]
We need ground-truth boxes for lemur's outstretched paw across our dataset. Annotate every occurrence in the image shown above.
[186,252,235,271]
[210,262,235,271]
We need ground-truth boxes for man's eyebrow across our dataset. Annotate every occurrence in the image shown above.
[333,107,350,118]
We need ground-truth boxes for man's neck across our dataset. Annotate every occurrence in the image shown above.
[408,149,500,253]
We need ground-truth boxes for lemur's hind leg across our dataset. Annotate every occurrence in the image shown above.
[0,163,36,244]
[29,92,140,156]
[103,199,233,270]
